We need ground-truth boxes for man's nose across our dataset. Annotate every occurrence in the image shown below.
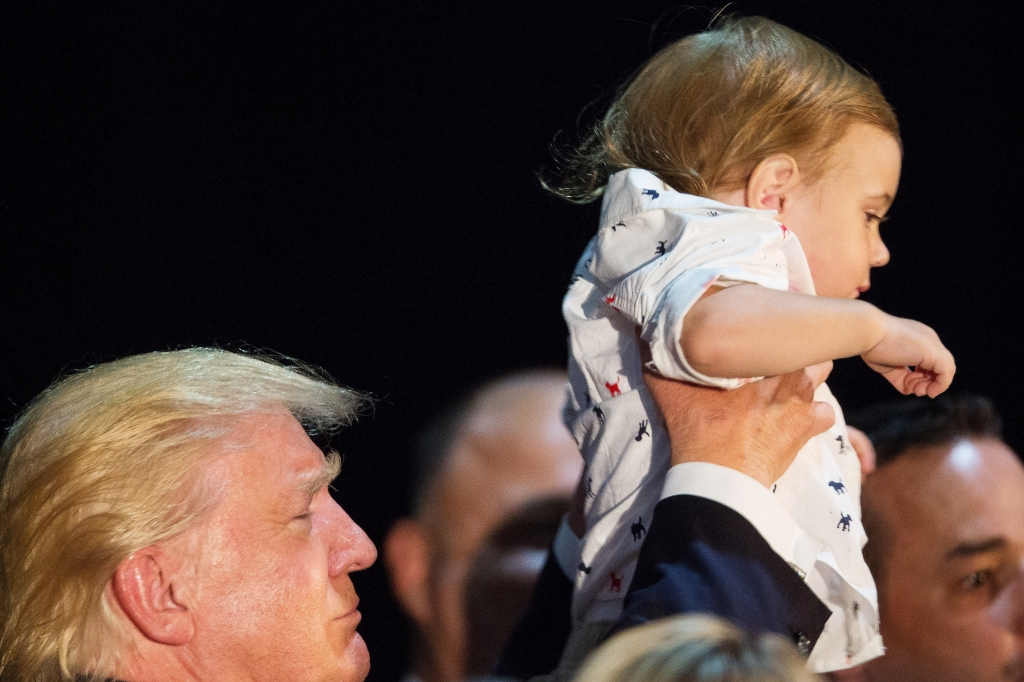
[993,559,1024,638]
[326,499,378,578]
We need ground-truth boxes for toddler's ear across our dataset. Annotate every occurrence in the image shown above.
[745,154,801,211]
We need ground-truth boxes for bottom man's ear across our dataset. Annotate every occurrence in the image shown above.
[383,518,433,627]
[112,549,195,646]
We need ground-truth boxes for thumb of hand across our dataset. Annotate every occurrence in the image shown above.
[808,400,836,439]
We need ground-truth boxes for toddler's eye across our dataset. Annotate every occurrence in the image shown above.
[865,213,887,224]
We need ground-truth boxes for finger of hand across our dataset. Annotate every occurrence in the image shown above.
[806,360,834,390]
[846,426,877,479]
[774,365,820,403]
[881,367,912,394]
[934,352,956,392]
[905,372,930,396]
[914,343,955,391]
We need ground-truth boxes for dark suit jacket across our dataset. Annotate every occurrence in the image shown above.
[494,494,832,679]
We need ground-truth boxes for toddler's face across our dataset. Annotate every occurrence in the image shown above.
[776,123,902,299]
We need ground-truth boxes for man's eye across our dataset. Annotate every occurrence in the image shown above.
[294,510,313,521]
[961,570,989,590]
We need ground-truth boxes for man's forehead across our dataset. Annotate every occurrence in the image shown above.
[934,439,1024,499]
[221,410,329,488]
[266,431,331,496]
[877,439,1024,549]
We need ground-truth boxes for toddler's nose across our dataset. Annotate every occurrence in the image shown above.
[870,235,890,268]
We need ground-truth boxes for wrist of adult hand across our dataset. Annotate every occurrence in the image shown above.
[669,443,776,487]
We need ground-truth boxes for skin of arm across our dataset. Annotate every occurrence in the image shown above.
[682,284,954,397]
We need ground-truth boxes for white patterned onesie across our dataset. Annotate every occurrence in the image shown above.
[562,168,883,671]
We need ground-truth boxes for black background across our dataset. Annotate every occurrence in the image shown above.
[2,2,1020,680]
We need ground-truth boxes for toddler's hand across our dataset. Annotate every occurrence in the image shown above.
[861,315,955,397]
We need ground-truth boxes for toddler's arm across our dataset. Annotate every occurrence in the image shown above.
[683,285,954,397]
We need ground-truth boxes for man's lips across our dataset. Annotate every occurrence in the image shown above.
[334,600,362,623]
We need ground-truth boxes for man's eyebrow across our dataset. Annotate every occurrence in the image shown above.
[296,451,342,500]
[946,537,1006,559]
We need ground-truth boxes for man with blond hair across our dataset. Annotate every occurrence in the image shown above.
[1,347,843,682]
[0,349,377,682]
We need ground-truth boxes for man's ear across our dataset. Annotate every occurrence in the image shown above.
[384,518,433,627]
[745,154,801,211]
[112,548,194,646]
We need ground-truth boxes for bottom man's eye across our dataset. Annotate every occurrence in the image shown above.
[962,571,989,590]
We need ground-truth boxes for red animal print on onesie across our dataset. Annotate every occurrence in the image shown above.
[605,379,621,397]
[609,572,623,593]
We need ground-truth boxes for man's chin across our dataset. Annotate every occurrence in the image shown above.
[340,632,370,682]
[323,623,371,682]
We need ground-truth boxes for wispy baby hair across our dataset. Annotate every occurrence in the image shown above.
[0,348,367,681]
[548,16,900,203]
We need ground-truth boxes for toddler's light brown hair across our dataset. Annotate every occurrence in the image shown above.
[550,16,900,202]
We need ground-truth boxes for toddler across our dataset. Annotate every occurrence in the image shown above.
[553,17,954,673]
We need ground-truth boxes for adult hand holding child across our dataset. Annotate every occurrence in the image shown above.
[532,364,845,680]
[642,362,836,487]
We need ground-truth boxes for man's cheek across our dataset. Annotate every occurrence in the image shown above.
[255,547,321,612]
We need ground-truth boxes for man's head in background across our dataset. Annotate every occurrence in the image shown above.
[463,496,570,679]
[384,370,582,682]
[844,395,1024,682]
[0,349,377,682]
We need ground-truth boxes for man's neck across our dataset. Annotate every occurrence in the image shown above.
[114,646,209,682]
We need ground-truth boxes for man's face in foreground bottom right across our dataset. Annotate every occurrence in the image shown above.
[860,437,1024,682]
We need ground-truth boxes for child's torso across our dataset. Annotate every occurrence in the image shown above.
[558,168,882,669]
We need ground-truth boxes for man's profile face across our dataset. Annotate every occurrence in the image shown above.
[172,410,377,682]
[389,376,582,682]
[864,438,1024,682]
[420,421,580,682]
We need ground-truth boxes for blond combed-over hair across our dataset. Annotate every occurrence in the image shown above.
[572,614,821,682]
[0,348,367,682]
[550,16,900,202]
